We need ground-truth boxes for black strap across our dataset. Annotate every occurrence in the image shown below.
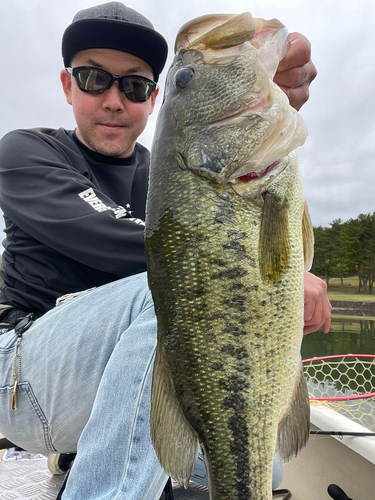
[0,308,33,333]
[0,437,22,450]
[273,489,292,500]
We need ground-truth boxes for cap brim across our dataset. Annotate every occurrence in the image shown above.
[62,18,168,81]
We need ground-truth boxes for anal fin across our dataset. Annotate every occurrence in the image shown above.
[150,343,199,488]
[276,364,310,462]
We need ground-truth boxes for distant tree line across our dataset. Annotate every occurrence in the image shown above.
[311,212,375,294]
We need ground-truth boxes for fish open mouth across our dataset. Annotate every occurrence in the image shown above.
[236,160,280,182]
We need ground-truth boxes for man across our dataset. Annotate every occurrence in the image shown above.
[0,2,330,499]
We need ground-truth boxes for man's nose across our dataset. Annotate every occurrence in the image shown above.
[101,81,126,110]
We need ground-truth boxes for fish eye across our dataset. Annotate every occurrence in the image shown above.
[175,68,195,89]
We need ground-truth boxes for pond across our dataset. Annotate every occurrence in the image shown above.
[301,313,375,431]
[302,316,375,359]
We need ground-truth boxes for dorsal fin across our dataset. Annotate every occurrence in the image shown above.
[302,202,314,271]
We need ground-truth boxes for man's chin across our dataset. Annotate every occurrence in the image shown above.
[75,129,136,158]
[88,139,135,158]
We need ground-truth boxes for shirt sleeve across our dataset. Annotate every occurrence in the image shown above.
[0,129,147,277]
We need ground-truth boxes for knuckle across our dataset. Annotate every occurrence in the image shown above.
[289,82,310,111]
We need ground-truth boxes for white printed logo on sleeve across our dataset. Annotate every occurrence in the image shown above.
[78,188,145,226]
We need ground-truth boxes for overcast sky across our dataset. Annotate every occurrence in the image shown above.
[1,0,374,235]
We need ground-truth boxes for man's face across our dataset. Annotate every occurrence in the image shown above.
[61,48,159,158]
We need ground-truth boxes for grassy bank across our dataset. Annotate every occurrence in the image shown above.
[326,276,375,303]
[328,293,375,302]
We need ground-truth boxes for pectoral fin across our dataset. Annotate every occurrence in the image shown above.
[302,202,314,271]
[259,191,290,283]
[150,343,199,488]
[276,364,310,462]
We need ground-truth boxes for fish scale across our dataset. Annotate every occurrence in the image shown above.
[146,11,313,500]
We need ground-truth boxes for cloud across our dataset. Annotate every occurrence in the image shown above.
[0,0,375,235]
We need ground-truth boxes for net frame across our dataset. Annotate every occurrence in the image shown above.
[302,354,375,402]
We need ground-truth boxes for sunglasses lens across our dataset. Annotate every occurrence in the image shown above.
[71,68,156,101]
[121,78,155,102]
[75,69,111,94]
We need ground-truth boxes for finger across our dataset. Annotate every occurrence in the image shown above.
[321,300,332,334]
[303,273,331,335]
[303,279,319,322]
[277,32,312,72]
[304,324,320,335]
[303,297,332,335]
[273,62,314,89]
[305,294,323,326]
[304,314,331,335]
[282,84,311,111]
[321,317,331,334]
[274,59,316,110]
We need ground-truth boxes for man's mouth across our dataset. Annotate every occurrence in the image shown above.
[99,123,124,130]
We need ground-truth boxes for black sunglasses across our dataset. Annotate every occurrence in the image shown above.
[66,67,157,102]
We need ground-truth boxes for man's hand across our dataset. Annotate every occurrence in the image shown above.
[304,272,331,335]
[274,32,317,111]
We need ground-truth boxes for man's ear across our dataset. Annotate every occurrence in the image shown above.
[60,69,73,105]
[149,87,159,115]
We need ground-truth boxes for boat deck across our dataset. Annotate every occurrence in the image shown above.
[0,457,65,499]
[0,454,209,500]
[2,407,375,500]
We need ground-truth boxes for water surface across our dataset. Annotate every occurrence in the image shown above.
[302,316,375,359]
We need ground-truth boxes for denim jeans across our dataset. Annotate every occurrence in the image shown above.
[0,272,282,498]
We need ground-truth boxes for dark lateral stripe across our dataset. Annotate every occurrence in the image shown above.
[223,375,251,499]
[211,266,248,280]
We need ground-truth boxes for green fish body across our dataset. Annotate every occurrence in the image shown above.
[145,12,314,500]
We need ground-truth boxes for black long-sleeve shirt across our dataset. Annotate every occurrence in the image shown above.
[0,127,150,318]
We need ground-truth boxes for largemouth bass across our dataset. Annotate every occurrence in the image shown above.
[145,12,314,500]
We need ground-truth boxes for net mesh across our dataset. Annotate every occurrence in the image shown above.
[302,355,375,431]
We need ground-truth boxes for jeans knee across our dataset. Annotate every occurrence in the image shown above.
[123,272,154,313]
